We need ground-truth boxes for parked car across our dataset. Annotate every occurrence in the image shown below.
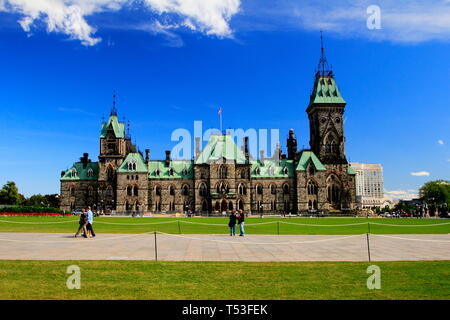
[71,211,82,216]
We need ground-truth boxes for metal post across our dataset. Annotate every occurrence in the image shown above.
[277,221,280,235]
[178,220,181,234]
[366,222,371,262]
[154,231,158,262]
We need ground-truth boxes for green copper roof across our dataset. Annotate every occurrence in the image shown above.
[296,151,326,171]
[251,159,295,178]
[148,160,194,179]
[347,164,356,175]
[61,162,99,181]
[309,76,346,106]
[196,134,247,164]
[117,153,147,173]
[100,115,125,139]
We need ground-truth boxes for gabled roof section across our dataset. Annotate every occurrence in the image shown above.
[100,115,125,139]
[61,162,99,181]
[309,75,346,107]
[117,153,147,173]
[296,151,326,171]
[347,164,356,175]
[148,160,194,179]
[195,134,247,164]
[251,159,295,178]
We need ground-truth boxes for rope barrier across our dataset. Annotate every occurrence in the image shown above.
[0,219,77,225]
[179,220,277,226]
[279,221,368,227]
[369,222,450,227]
[155,232,364,245]
[371,234,450,243]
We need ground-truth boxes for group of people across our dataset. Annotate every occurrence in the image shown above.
[74,206,96,238]
[228,209,245,236]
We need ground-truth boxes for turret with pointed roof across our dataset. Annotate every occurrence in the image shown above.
[306,33,348,165]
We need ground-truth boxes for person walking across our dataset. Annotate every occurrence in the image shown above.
[86,206,96,238]
[238,209,245,236]
[74,209,88,238]
[228,211,237,236]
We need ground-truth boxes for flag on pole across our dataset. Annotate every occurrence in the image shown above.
[218,107,222,115]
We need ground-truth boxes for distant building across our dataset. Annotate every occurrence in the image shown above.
[350,163,387,209]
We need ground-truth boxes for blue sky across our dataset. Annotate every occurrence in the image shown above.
[0,0,449,199]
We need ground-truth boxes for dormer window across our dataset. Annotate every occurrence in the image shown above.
[71,169,78,178]
[182,168,188,176]
[155,169,160,176]
[255,168,261,175]
[268,167,275,175]
[169,168,174,176]
[87,168,94,177]
[283,167,289,175]
[128,159,137,171]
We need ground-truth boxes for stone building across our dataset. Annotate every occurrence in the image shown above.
[60,46,357,215]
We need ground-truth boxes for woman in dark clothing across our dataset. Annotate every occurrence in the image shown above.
[74,209,88,238]
[228,211,237,236]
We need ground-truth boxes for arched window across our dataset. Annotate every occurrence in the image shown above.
[202,200,208,212]
[325,133,338,153]
[238,199,244,210]
[87,168,94,177]
[255,168,261,175]
[155,185,161,196]
[270,184,276,195]
[87,186,94,197]
[199,183,207,197]
[219,165,227,179]
[106,166,114,182]
[169,168,174,176]
[283,167,289,175]
[283,184,290,195]
[70,187,75,197]
[128,159,137,171]
[182,185,189,196]
[307,180,318,195]
[238,183,247,195]
[169,185,175,196]
[106,185,113,197]
[240,170,246,179]
[217,182,229,194]
[327,175,341,205]
[155,169,160,176]
[228,202,233,210]
[71,169,77,178]
[133,186,138,196]
[182,168,188,176]
[127,186,132,196]
[256,184,263,195]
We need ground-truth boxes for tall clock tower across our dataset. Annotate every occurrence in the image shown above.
[307,34,348,165]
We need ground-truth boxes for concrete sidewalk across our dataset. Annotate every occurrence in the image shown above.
[0,232,449,261]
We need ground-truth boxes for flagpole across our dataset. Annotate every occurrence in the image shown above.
[220,112,223,134]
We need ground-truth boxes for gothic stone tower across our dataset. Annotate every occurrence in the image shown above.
[297,35,357,212]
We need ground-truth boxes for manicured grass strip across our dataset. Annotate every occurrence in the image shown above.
[0,216,449,235]
[0,260,448,300]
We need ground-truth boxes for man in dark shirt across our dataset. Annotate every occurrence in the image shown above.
[228,211,237,236]
[74,209,88,238]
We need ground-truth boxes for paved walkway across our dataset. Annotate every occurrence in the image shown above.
[0,232,449,261]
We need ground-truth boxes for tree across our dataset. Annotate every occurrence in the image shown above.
[45,194,60,208]
[26,194,48,207]
[420,180,450,215]
[0,181,23,205]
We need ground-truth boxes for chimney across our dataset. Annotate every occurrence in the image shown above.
[287,129,298,160]
[260,150,265,166]
[243,137,249,161]
[61,171,66,177]
[165,150,171,167]
[195,137,201,160]
[145,149,150,164]
[80,153,89,168]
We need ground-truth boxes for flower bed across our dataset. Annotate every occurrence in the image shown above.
[0,212,71,216]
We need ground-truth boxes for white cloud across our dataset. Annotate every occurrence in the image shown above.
[0,0,241,46]
[410,171,431,177]
[246,0,450,43]
[438,139,445,145]
[385,189,419,200]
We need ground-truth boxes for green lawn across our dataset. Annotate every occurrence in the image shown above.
[0,260,448,300]
[0,216,449,235]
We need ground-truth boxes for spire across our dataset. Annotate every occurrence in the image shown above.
[317,31,333,78]
[111,90,117,116]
